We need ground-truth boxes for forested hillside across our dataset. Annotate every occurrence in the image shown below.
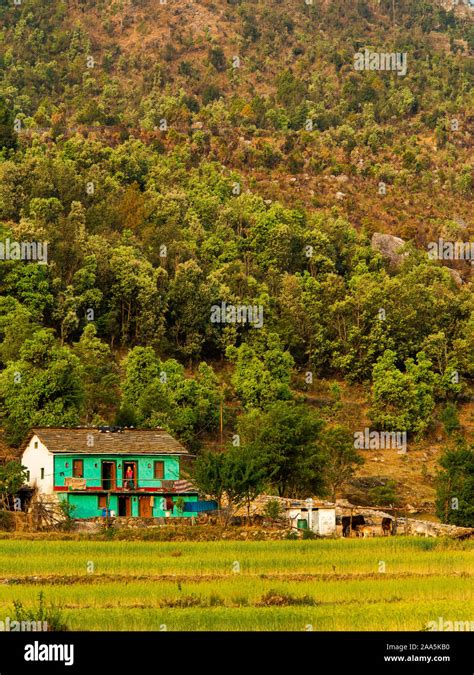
[0,0,472,510]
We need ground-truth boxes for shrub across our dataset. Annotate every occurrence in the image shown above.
[57,500,77,531]
[202,85,221,105]
[11,592,68,631]
[0,511,15,532]
[257,590,317,606]
[441,403,461,436]
[208,46,227,72]
[263,499,284,521]
[369,480,399,506]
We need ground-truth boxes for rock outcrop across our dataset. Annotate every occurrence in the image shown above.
[371,232,407,267]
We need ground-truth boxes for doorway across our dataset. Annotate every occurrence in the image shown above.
[123,461,137,490]
[341,514,365,537]
[118,496,132,517]
[139,496,152,518]
[101,461,116,490]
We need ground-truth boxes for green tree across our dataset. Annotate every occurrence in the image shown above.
[0,330,84,445]
[0,461,27,509]
[369,480,400,507]
[320,425,364,501]
[222,446,267,520]
[192,450,227,510]
[121,348,220,448]
[0,97,17,150]
[435,441,474,527]
[0,299,39,365]
[72,324,119,423]
[109,245,167,346]
[167,260,217,362]
[238,400,325,497]
[192,446,266,523]
[226,334,294,410]
[369,350,436,437]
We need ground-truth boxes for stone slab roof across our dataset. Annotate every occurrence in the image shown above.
[21,427,189,456]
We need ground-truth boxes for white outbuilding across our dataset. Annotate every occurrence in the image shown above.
[287,499,336,536]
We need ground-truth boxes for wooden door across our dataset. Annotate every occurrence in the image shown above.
[139,496,152,518]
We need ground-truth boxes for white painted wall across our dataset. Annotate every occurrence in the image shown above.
[287,507,336,535]
[288,508,304,529]
[21,435,55,495]
[314,508,336,536]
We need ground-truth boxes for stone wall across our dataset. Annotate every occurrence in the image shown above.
[73,516,197,531]
[398,517,473,539]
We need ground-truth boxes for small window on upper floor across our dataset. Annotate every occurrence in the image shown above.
[40,468,44,480]
[26,471,30,482]
[154,461,164,480]
[34,441,38,449]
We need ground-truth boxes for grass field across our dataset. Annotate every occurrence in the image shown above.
[0,537,472,631]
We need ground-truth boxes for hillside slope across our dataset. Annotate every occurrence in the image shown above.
[1,0,473,246]
[0,0,472,513]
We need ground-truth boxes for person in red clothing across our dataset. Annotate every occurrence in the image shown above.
[125,465,134,490]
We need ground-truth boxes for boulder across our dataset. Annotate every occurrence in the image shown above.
[371,232,407,267]
[446,267,463,287]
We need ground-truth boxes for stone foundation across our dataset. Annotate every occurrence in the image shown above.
[73,516,197,531]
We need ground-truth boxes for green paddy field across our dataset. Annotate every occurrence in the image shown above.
[0,537,472,631]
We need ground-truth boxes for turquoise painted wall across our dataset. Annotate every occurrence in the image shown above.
[59,493,106,519]
[60,493,198,518]
[151,494,198,517]
[55,454,197,518]
[54,455,180,489]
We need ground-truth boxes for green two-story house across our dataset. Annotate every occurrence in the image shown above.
[21,427,198,518]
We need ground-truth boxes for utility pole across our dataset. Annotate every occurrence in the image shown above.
[220,391,224,451]
[306,497,313,532]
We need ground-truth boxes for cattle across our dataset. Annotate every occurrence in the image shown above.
[382,518,393,536]
[356,525,375,538]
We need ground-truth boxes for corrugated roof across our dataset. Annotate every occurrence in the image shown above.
[21,428,189,456]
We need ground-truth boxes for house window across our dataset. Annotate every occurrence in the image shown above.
[26,471,30,482]
[154,461,164,479]
[73,459,84,478]
[98,495,107,509]
[40,468,44,480]
[34,441,38,449]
